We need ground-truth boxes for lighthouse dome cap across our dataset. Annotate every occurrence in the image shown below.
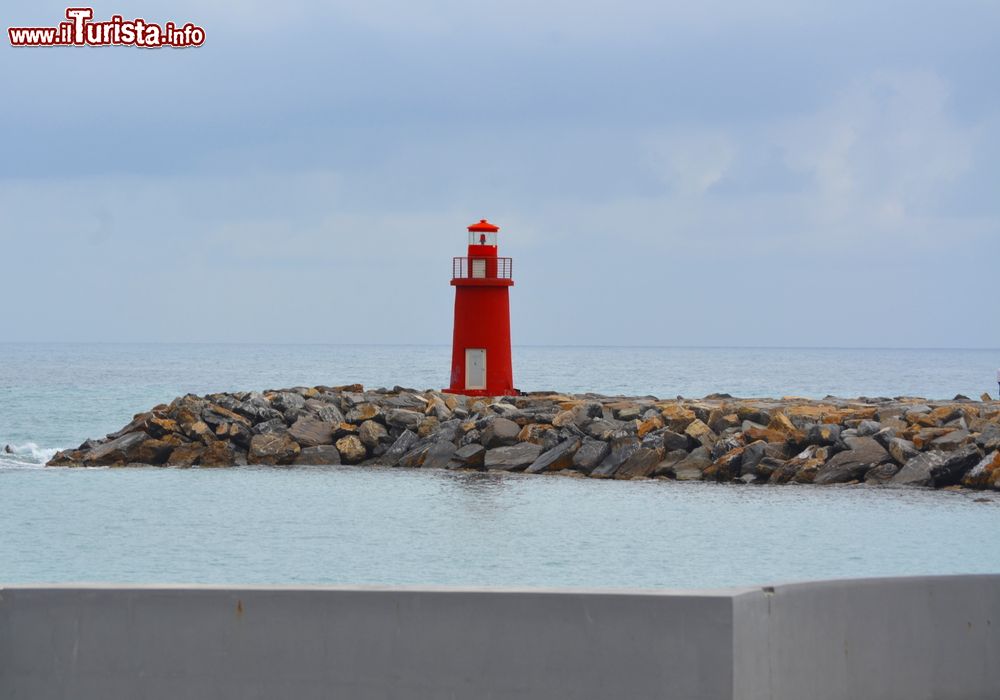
[467,218,500,233]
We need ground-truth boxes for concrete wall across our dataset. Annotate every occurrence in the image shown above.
[1,576,998,700]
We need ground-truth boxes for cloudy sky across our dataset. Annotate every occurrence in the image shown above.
[2,0,998,347]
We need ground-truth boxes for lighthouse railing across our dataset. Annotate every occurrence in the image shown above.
[452,257,513,280]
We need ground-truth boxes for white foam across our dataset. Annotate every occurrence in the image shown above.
[0,441,62,468]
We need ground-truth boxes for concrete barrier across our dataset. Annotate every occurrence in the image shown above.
[1,576,998,699]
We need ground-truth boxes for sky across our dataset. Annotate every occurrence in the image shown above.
[1,0,998,347]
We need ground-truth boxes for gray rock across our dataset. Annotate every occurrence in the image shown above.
[891,445,982,487]
[591,436,641,478]
[481,417,521,448]
[814,437,890,484]
[888,438,919,465]
[739,440,769,478]
[976,424,1000,453]
[526,438,582,474]
[615,447,662,479]
[288,417,334,447]
[672,447,711,481]
[398,442,434,468]
[484,443,544,471]
[421,441,457,470]
[294,445,341,466]
[432,419,464,445]
[857,420,883,437]
[661,429,692,452]
[652,449,689,477]
[571,439,611,474]
[386,409,424,431]
[82,432,148,466]
[252,418,288,436]
[930,430,972,452]
[584,419,625,441]
[451,443,485,469]
[304,400,345,424]
[270,392,306,415]
[460,429,481,447]
[864,462,900,484]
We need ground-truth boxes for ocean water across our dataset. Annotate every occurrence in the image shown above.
[1,343,999,588]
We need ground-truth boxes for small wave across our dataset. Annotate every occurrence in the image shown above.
[0,441,62,469]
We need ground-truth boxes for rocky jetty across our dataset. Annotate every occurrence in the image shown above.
[47,385,1000,491]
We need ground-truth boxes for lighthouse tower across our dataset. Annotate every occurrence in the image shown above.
[446,219,516,396]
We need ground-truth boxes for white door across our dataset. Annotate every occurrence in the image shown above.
[471,259,486,278]
[465,349,486,390]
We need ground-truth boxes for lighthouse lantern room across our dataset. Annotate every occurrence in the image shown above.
[447,219,516,396]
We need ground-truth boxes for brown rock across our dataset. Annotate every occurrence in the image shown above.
[517,423,552,445]
[335,435,367,464]
[962,451,1000,490]
[136,435,184,465]
[660,404,696,432]
[294,445,342,466]
[637,416,665,437]
[145,416,180,438]
[200,441,237,467]
[83,432,148,466]
[249,433,301,465]
[615,447,662,479]
[358,420,389,449]
[168,443,205,467]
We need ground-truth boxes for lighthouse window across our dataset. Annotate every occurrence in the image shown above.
[468,231,497,247]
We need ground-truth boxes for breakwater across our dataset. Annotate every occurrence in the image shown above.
[47,385,1000,489]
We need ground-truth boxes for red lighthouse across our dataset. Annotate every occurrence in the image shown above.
[446,218,516,396]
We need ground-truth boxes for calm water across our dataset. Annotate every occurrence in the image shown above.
[1,343,999,588]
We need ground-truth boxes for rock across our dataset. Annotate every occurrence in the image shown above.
[571,439,611,474]
[346,403,382,424]
[591,436,641,478]
[857,420,882,437]
[814,437,890,485]
[167,443,204,467]
[704,446,744,482]
[517,423,552,445]
[652,449,689,478]
[525,438,581,474]
[672,447,711,481]
[930,429,972,452]
[615,448,662,479]
[421,441,457,470]
[398,442,433,468]
[584,419,627,441]
[136,435,184,464]
[358,420,389,449]
[805,423,842,447]
[962,451,1000,490]
[294,445,341,466]
[976,424,1000,453]
[739,440,769,478]
[382,430,420,466]
[304,400,345,424]
[660,429,692,452]
[386,409,424,431]
[248,433,301,465]
[288,417,334,447]
[637,416,665,437]
[335,435,367,464]
[481,417,521,448]
[864,462,900,484]
[892,445,982,487]
[683,418,715,445]
[484,443,544,471]
[83,432,148,466]
[736,406,772,425]
[269,392,306,415]
[887,438,919,465]
[200,441,237,467]
[551,410,576,428]
[661,404,696,431]
[872,427,897,451]
[451,443,486,469]
[981,393,993,403]
[145,416,181,438]
[253,418,288,436]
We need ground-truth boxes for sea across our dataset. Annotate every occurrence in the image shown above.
[2,343,999,588]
